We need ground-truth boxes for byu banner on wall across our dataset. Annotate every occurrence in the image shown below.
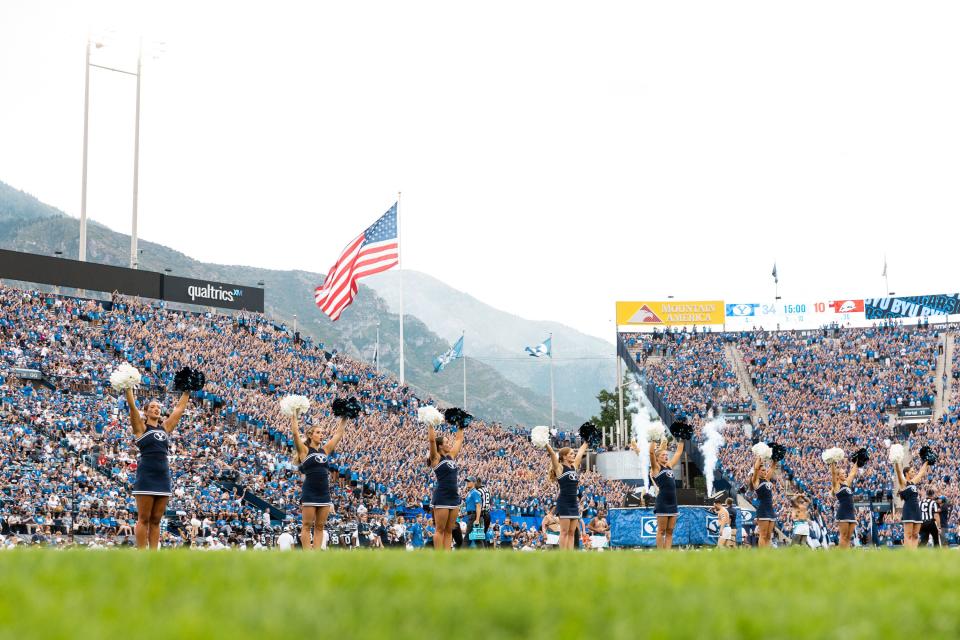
[609,506,754,547]
[865,293,960,320]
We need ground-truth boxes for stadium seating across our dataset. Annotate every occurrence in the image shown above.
[0,285,624,548]
[624,323,957,541]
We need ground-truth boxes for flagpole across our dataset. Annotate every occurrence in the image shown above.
[549,332,555,427]
[772,261,779,301]
[616,327,624,450]
[397,192,405,385]
[375,321,380,374]
[883,256,890,294]
[462,330,467,409]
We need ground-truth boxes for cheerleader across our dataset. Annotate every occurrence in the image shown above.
[632,436,684,549]
[750,456,778,548]
[545,442,588,550]
[125,387,190,550]
[291,412,346,550]
[427,423,464,551]
[894,460,929,549]
[831,460,859,549]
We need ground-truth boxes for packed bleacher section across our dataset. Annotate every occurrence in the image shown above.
[624,323,958,542]
[0,285,623,548]
[947,334,960,426]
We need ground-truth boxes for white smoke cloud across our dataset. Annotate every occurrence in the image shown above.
[627,376,662,491]
[700,416,727,496]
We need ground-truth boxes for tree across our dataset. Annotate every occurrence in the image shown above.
[591,378,634,444]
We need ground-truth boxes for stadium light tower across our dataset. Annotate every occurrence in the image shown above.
[79,38,98,262]
[79,34,164,267]
[130,38,142,269]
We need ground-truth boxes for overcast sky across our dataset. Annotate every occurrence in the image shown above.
[2,1,959,341]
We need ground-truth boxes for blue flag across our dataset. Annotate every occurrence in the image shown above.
[525,337,552,358]
[434,336,464,372]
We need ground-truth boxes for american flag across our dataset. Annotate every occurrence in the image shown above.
[314,204,399,320]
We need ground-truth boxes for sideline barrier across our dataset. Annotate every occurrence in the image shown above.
[610,506,755,547]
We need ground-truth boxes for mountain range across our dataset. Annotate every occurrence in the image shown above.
[366,271,614,419]
[0,180,612,426]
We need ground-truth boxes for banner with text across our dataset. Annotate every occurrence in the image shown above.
[616,300,725,328]
[619,291,960,332]
[865,293,960,321]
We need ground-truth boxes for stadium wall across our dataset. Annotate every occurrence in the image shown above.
[0,248,264,312]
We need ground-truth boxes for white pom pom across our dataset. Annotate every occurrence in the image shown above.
[646,424,666,442]
[821,447,845,464]
[752,442,772,460]
[417,406,444,427]
[888,444,906,464]
[280,395,311,417]
[531,426,550,448]
[883,438,892,448]
[110,363,142,391]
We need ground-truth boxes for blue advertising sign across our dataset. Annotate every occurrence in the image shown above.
[865,294,960,320]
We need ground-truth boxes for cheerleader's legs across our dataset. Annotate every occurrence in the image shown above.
[301,506,318,549]
[135,496,151,549]
[432,508,459,551]
[444,507,460,550]
[837,522,855,549]
[903,522,920,548]
[147,496,169,550]
[135,495,166,550]
[314,506,332,550]
[757,520,774,547]
[559,518,579,550]
[656,515,677,549]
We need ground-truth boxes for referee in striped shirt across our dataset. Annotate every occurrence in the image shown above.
[476,479,492,544]
[919,489,941,547]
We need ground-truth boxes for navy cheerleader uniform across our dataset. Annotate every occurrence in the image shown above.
[299,446,332,507]
[835,485,856,523]
[899,484,922,523]
[432,455,459,509]
[755,481,775,521]
[556,465,580,519]
[133,427,172,496]
[653,468,678,517]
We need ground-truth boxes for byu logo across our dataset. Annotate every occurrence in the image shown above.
[706,515,720,535]
[641,516,658,536]
[740,509,754,524]
[727,303,757,317]
[153,431,167,442]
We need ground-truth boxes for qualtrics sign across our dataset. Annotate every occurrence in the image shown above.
[162,275,264,312]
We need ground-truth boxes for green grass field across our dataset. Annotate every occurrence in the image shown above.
[1,549,958,639]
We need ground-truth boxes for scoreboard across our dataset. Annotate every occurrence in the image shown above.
[724,300,866,330]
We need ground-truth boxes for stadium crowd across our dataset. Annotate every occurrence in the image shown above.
[626,322,960,544]
[0,284,622,549]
